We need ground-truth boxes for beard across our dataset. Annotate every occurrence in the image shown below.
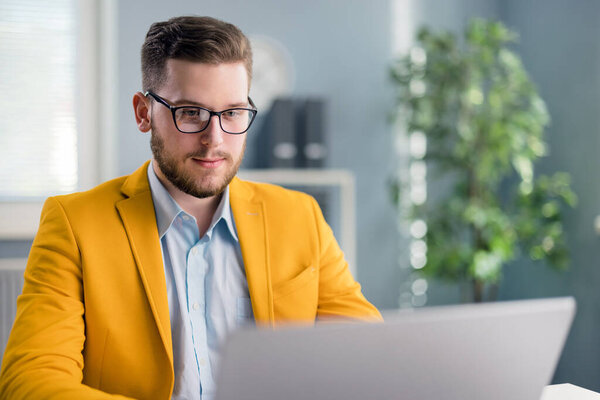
[150,124,245,199]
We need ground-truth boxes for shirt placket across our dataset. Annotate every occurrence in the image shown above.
[187,234,215,395]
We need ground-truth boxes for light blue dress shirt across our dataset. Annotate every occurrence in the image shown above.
[147,162,253,400]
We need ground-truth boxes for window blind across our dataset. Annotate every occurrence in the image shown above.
[0,0,78,199]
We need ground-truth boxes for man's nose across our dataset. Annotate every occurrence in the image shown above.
[199,115,225,146]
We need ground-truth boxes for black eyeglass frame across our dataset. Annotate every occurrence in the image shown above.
[144,91,258,134]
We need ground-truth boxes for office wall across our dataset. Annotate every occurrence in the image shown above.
[497,0,600,390]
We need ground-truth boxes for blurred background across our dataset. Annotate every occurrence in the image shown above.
[1,0,599,391]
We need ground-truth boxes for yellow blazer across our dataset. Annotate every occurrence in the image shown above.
[0,161,381,399]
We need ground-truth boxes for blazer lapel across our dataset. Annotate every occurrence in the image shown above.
[116,162,173,363]
[230,177,274,325]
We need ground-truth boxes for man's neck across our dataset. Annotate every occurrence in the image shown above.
[153,163,222,238]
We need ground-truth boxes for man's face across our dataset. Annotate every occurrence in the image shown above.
[149,59,249,198]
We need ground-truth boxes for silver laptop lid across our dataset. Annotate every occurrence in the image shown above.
[215,297,575,400]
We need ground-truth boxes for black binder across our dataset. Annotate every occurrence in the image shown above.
[297,98,327,168]
[262,98,298,168]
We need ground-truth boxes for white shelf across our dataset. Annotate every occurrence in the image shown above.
[541,384,600,399]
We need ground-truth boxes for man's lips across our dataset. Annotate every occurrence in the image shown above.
[191,157,225,168]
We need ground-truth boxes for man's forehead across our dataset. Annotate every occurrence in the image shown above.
[159,59,250,105]
[163,59,246,81]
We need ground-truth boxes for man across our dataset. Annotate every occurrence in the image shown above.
[0,16,380,400]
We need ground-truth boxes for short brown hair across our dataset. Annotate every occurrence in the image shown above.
[141,16,252,92]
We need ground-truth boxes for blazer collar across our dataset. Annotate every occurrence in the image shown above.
[120,160,153,198]
[116,160,173,364]
[230,176,274,326]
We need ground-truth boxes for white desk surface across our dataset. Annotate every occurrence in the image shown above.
[542,384,600,399]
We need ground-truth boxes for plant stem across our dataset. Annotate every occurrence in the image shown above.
[473,279,484,303]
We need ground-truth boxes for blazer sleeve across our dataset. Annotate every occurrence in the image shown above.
[0,197,133,400]
[309,197,382,322]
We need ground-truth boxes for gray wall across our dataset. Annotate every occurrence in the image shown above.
[498,0,600,390]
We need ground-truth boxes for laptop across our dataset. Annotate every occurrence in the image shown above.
[215,297,575,400]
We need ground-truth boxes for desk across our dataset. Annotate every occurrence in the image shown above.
[542,384,600,399]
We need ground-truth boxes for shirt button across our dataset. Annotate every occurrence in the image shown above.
[192,302,200,311]
[199,358,206,366]
[191,247,198,255]
[182,215,191,221]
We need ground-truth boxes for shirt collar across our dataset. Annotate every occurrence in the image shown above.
[147,161,238,241]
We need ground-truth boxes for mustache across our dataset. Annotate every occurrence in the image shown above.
[186,150,230,159]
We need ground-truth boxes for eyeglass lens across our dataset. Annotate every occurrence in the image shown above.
[174,107,254,134]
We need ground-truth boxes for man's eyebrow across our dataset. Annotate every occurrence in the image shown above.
[170,98,250,108]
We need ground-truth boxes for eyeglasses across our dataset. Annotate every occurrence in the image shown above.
[144,91,258,134]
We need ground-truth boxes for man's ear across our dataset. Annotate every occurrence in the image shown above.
[133,92,152,133]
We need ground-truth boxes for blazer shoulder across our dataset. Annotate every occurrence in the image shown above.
[232,177,316,205]
[51,175,129,210]
[50,161,151,210]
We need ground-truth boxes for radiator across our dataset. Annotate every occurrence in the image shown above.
[0,259,25,363]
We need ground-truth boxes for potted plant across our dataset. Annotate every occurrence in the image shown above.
[389,19,577,302]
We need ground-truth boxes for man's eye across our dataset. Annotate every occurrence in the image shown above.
[223,110,241,119]
[182,109,200,117]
